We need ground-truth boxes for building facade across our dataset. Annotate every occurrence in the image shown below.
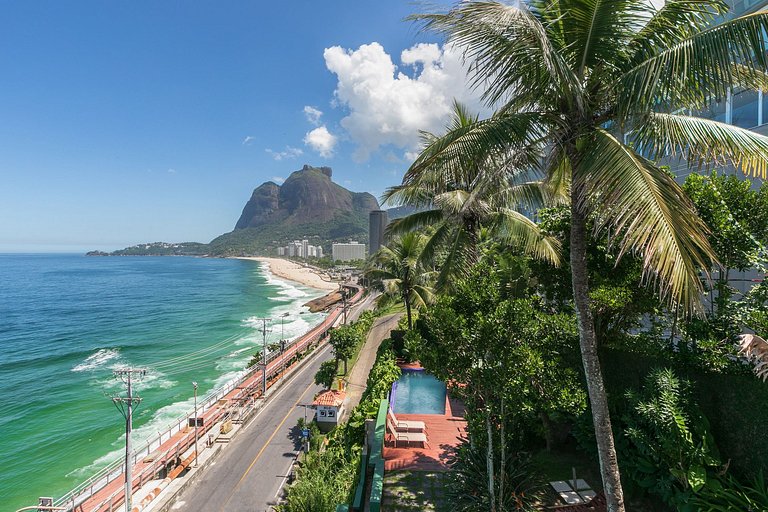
[369,210,388,256]
[332,241,366,262]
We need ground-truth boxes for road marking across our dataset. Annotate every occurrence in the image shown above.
[274,453,300,499]
[217,363,321,512]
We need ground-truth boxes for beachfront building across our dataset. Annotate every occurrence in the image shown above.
[369,209,388,256]
[332,241,366,262]
[276,240,324,259]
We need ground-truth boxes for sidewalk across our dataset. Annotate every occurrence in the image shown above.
[341,312,403,420]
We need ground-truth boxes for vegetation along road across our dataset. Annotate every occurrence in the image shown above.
[169,342,333,512]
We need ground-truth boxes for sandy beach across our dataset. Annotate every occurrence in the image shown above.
[238,257,338,291]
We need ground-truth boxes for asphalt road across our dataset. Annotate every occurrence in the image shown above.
[170,343,332,512]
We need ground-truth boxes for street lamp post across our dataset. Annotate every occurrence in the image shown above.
[280,312,290,378]
[192,381,198,467]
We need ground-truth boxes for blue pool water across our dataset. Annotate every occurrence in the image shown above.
[392,370,447,415]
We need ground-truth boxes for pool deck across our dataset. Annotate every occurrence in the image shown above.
[384,363,467,472]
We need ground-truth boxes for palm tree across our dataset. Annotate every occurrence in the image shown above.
[409,2,768,510]
[365,232,435,329]
[384,101,562,291]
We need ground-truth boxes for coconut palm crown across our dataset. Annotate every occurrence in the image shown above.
[384,101,563,291]
[409,1,768,510]
[364,232,435,330]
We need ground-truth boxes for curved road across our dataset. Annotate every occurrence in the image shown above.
[170,343,332,512]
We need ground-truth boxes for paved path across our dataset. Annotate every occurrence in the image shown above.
[341,312,403,420]
[168,343,332,512]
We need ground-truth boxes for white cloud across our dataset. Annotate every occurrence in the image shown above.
[323,41,485,161]
[265,146,303,161]
[271,176,286,184]
[242,135,256,145]
[303,126,337,158]
[167,168,177,174]
[303,106,323,126]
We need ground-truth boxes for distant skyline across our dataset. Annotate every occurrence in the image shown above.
[0,1,488,252]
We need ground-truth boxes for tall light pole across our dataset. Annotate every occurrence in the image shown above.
[280,312,290,378]
[255,318,272,396]
[111,367,147,512]
[192,381,199,467]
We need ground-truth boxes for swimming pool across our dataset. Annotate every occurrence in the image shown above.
[391,370,447,415]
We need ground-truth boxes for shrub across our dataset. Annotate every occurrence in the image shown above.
[621,368,721,508]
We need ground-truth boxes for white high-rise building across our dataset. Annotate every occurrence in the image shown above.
[332,241,366,262]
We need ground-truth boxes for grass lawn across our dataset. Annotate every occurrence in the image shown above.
[382,471,452,512]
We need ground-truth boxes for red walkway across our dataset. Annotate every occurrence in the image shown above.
[383,385,466,472]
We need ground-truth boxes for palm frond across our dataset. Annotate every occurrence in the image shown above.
[404,110,550,187]
[381,184,433,208]
[616,12,768,117]
[736,334,768,381]
[386,210,445,238]
[562,0,639,77]
[637,112,768,179]
[494,208,562,266]
[435,226,473,292]
[626,0,728,62]
[578,128,716,311]
[409,1,578,107]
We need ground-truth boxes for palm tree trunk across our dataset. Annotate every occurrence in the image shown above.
[570,205,625,512]
[404,292,413,330]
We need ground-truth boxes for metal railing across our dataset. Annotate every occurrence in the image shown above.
[51,287,363,511]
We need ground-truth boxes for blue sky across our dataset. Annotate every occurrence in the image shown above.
[0,1,487,252]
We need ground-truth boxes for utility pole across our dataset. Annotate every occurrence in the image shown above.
[111,367,147,512]
[192,381,199,467]
[255,318,272,396]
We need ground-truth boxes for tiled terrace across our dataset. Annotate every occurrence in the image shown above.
[383,379,466,472]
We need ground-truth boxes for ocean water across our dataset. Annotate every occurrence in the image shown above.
[0,254,327,511]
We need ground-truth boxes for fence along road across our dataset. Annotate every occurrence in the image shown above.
[50,284,363,512]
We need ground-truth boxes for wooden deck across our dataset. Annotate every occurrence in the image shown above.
[383,393,466,472]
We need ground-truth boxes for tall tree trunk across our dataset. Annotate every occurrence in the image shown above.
[499,396,506,506]
[404,292,413,330]
[485,402,497,512]
[540,412,555,452]
[570,204,625,512]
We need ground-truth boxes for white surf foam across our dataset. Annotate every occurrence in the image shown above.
[72,348,121,372]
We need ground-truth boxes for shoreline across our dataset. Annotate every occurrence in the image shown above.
[236,256,338,292]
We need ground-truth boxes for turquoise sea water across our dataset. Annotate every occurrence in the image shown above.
[0,254,327,511]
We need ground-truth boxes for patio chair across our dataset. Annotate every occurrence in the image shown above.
[387,407,427,433]
[386,417,429,448]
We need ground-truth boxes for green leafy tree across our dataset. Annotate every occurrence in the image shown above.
[418,262,585,510]
[408,2,768,507]
[314,360,338,389]
[365,232,435,329]
[622,368,721,508]
[329,325,360,375]
[683,172,768,339]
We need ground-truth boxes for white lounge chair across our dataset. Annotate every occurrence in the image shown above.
[386,417,429,448]
[387,407,427,433]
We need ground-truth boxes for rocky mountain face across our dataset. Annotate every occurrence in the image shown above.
[208,165,380,256]
[90,164,380,257]
[235,165,378,229]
